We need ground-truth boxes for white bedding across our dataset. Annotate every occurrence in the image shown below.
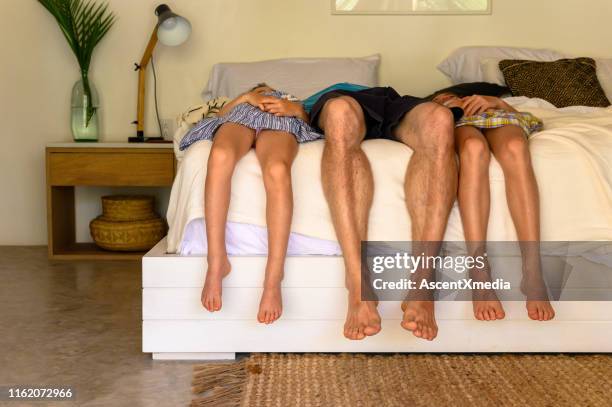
[179,220,341,256]
[167,97,612,254]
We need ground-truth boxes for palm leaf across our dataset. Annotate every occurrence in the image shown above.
[38,0,116,126]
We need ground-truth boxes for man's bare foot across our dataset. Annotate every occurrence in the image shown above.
[257,285,282,324]
[201,257,231,312]
[344,300,381,340]
[521,277,555,321]
[401,301,438,341]
[472,290,506,321]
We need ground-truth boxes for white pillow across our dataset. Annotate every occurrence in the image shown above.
[480,58,506,85]
[202,55,380,100]
[595,58,612,102]
[438,46,566,84]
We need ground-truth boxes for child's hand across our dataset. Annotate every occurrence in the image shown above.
[461,95,501,116]
[244,92,269,110]
[260,97,300,117]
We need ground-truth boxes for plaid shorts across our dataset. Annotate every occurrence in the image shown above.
[456,109,543,137]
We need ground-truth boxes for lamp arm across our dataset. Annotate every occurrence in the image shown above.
[135,28,158,138]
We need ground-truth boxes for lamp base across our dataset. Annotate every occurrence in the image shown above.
[128,136,170,143]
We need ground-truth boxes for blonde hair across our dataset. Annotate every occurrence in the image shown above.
[250,83,272,92]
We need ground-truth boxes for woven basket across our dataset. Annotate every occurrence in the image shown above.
[90,216,167,252]
[101,195,155,222]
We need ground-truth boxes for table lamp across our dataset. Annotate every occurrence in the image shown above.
[129,4,191,142]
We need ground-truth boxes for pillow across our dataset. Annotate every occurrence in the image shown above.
[438,46,566,84]
[499,58,611,108]
[481,58,506,86]
[202,55,380,101]
[595,58,612,102]
[485,57,612,101]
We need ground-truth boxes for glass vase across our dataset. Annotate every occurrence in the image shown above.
[71,76,100,142]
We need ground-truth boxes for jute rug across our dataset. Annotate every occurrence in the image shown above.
[191,353,612,407]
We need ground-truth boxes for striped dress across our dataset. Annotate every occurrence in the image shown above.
[179,90,323,151]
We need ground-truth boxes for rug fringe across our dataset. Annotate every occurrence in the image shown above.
[191,358,253,407]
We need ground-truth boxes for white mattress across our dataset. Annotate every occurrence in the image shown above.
[179,219,341,256]
[168,96,612,254]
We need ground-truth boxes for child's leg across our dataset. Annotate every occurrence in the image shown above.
[455,126,505,321]
[202,123,255,312]
[253,130,298,324]
[485,126,554,321]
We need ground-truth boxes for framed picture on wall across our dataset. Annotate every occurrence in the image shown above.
[332,0,492,15]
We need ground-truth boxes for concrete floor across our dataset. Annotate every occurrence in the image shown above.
[0,247,198,407]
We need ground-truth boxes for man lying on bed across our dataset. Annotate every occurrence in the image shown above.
[309,84,466,341]
[308,82,547,341]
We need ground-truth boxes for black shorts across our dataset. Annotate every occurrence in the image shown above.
[310,87,427,140]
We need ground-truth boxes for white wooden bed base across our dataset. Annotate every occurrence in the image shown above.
[143,239,612,360]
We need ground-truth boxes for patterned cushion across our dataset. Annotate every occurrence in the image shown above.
[499,58,611,107]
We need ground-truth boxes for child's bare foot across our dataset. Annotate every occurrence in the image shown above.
[521,275,555,321]
[201,257,231,312]
[470,261,505,321]
[257,285,283,324]
[401,300,438,341]
[472,290,506,321]
[344,300,381,340]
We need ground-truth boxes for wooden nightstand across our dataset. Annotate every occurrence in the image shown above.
[46,143,176,261]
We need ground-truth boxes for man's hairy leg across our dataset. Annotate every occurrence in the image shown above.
[319,96,381,340]
[394,102,458,341]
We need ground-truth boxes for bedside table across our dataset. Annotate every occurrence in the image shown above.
[46,143,176,261]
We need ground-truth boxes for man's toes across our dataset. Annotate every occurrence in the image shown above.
[413,322,423,338]
[430,329,438,340]
[427,329,436,341]
[496,308,506,319]
[421,326,431,340]
[345,326,357,340]
[401,319,417,331]
[356,327,366,340]
[343,327,351,339]
[364,323,380,336]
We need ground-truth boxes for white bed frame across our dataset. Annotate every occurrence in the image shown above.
[143,238,612,360]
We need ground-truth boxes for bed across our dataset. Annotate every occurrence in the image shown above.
[143,50,612,360]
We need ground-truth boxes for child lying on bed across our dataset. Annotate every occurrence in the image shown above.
[431,83,555,322]
[180,84,323,324]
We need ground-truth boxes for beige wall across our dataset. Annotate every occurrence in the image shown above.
[1,0,612,245]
